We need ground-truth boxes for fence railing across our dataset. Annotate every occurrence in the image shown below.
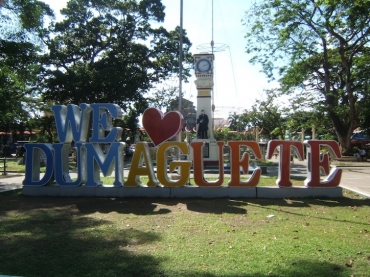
[0,157,8,175]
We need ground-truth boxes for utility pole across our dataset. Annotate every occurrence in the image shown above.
[177,0,184,160]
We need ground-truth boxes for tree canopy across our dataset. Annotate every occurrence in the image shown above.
[41,0,193,114]
[0,0,53,41]
[0,0,53,136]
[244,0,370,150]
[0,0,194,142]
[228,90,288,140]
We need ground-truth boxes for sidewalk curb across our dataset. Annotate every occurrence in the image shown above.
[340,185,370,198]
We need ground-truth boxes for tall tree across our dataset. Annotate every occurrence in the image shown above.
[229,90,287,139]
[286,110,335,140]
[0,0,53,42]
[148,85,181,110]
[0,0,53,134]
[244,0,370,150]
[41,0,193,118]
[228,112,248,133]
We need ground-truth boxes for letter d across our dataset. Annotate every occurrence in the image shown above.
[23,144,54,186]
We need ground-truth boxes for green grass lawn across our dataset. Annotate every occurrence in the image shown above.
[1,160,62,174]
[0,189,369,277]
[0,160,25,172]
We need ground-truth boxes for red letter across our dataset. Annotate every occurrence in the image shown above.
[267,140,304,187]
[304,140,342,187]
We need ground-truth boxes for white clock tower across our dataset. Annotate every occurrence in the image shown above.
[191,53,220,162]
[194,53,214,139]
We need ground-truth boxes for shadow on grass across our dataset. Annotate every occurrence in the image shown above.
[76,197,174,215]
[1,190,369,216]
[184,198,248,214]
[0,191,173,215]
[0,192,165,277]
[0,191,360,277]
[172,197,369,226]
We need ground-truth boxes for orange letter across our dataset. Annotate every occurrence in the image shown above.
[228,141,262,187]
[267,140,304,187]
[304,140,342,187]
[191,141,224,187]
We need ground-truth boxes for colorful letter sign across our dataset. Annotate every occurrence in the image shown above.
[22,104,343,196]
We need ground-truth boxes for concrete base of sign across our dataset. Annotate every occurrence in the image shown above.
[22,185,171,197]
[22,186,343,198]
[256,186,343,198]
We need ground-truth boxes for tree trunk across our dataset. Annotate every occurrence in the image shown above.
[329,110,354,152]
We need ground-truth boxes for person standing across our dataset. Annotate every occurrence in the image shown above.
[359,148,366,161]
[197,110,209,139]
[355,151,361,162]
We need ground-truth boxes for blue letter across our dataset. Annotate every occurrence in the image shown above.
[53,143,86,186]
[52,104,91,143]
[23,144,54,186]
[89,104,123,143]
[84,142,125,186]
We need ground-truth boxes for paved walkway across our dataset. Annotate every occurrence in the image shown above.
[1,160,369,198]
[266,157,370,198]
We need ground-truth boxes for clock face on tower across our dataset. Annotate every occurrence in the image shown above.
[196,58,212,73]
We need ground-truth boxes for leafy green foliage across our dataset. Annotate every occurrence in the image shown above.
[147,85,189,113]
[41,0,193,117]
[1,0,195,142]
[214,127,245,142]
[244,0,370,150]
[228,90,288,140]
[0,0,53,41]
[0,0,53,134]
[227,112,248,133]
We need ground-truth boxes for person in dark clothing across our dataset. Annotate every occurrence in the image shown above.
[197,110,209,139]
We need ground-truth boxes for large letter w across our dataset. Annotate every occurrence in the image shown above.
[52,104,92,143]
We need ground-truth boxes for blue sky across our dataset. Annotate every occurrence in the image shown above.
[41,0,274,118]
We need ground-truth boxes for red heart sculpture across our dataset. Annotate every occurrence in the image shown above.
[142,108,184,146]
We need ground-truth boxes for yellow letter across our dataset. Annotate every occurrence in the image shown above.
[157,142,191,187]
[125,142,158,187]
